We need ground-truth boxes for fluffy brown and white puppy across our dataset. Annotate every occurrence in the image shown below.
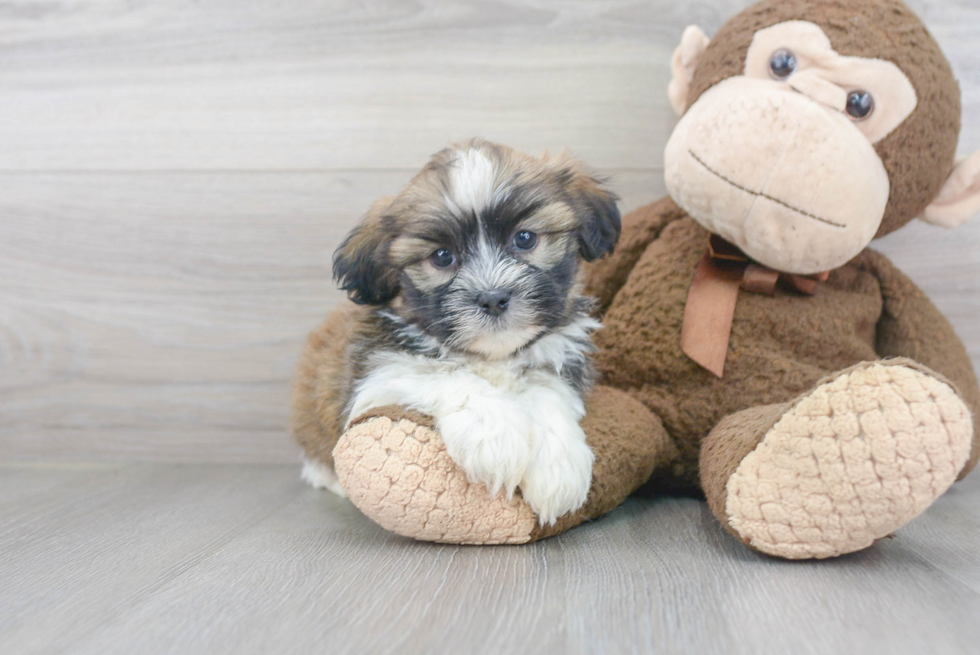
[303,139,621,524]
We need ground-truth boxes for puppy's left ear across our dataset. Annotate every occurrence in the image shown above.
[333,197,401,305]
[549,154,621,261]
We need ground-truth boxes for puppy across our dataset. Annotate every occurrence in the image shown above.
[294,139,621,525]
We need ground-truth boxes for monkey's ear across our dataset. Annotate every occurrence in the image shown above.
[920,151,980,228]
[333,197,401,305]
[668,25,710,116]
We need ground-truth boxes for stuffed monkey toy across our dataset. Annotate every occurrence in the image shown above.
[292,0,980,558]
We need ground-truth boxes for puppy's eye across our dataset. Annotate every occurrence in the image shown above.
[769,49,797,80]
[430,248,455,268]
[845,90,875,120]
[513,231,538,251]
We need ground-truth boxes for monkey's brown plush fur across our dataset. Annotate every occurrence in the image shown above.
[293,0,980,558]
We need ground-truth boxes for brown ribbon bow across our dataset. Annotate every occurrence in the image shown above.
[680,235,829,378]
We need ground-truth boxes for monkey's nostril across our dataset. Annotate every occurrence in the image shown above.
[476,289,512,317]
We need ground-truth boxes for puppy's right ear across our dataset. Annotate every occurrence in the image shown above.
[546,152,621,262]
[333,197,400,305]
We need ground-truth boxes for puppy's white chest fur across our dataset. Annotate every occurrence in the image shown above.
[347,316,598,525]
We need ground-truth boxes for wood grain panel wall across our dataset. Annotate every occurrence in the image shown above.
[1,0,978,463]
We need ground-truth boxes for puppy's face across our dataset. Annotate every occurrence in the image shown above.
[334,140,621,359]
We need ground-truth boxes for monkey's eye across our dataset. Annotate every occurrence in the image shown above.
[769,49,798,79]
[513,230,538,251]
[430,248,455,268]
[845,90,875,121]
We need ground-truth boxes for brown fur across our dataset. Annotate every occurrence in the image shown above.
[290,303,368,469]
[349,404,437,431]
[699,403,788,542]
[875,262,980,477]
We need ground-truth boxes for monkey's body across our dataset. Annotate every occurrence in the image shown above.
[590,200,980,491]
[583,198,978,557]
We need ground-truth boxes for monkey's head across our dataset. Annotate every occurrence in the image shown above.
[664,0,980,275]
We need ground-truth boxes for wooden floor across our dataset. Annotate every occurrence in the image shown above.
[2,462,979,655]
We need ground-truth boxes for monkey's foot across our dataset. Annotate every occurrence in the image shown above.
[332,409,538,545]
[725,361,973,559]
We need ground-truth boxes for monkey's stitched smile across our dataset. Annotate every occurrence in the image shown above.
[688,150,846,229]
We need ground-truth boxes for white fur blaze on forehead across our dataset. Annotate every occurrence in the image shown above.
[447,147,501,216]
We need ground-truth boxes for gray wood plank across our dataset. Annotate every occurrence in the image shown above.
[0,0,976,172]
[898,474,980,595]
[0,0,679,171]
[1,464,977,655]
[0,462,123,506]
[0,463,304,654]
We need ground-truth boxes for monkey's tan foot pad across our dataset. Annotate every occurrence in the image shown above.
[332,413,537,544]
[725,362,973,559]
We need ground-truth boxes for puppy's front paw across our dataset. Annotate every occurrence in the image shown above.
[520,426,594,526]
[437,405,531,499]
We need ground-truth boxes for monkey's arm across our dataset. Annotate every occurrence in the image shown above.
[291,303,365,471]
[584,195,688,313]
[867,249,980,479]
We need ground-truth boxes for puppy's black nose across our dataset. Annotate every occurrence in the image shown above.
[476,289,511,317]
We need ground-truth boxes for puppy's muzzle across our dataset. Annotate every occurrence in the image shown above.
[476,288,512,317]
